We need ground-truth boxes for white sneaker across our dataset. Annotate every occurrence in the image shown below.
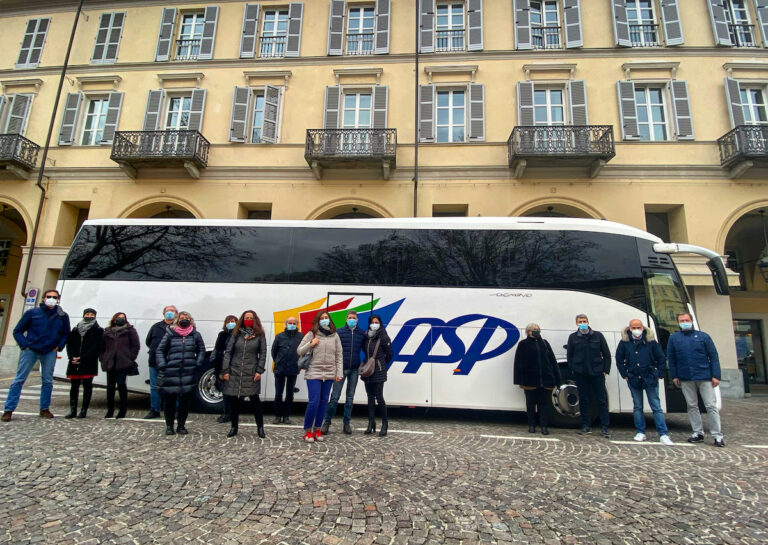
[633,433,646,442]
[659,435,675,446]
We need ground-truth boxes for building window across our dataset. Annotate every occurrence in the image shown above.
[530,1,561,49]
[534,88,566,126]
[724,0,757,47]
[436,89,465,142]
[165,96,192,130]
[81,98,109,145]
[740,88,768,125]
[176,12,204,60]
[260,10,289,58]
[346,6,375,55]
[343,93,372,128]
[626,0,659,47]
[0,240,11,276]
[16,18,50,68]
[436,3,465,52]
[634,86,668,141]
[251,91,266,143]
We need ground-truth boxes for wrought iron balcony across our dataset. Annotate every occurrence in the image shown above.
[110,130,210,179]
[305,128,396,180]
[728,24,758,47]
[718,124,768,177]
[435,29,465,52]
[629,24,660,47]
[507,125,616,178]
[0,133,40,179]
[346,33,374,55]
[532,26,562,49]
[175,39,201,60]
[259,35,287,58]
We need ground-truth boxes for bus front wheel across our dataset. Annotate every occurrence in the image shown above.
[550,382,582,428]
[194,368,224,413]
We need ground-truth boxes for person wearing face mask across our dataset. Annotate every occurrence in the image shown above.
[513,323,561,435]
[667,313,724,447]
[64,308,104,419]
[99,312,141,419]
[361,315,393,436]
[3,289,70,422]
[297,311,343,442]
[156,311,206,436]
[144,305,178,419]
[212,315,237,424]
[321,310,365,435]
[616,319,673,445]
[566,314,612,438]
[271,316,302,424]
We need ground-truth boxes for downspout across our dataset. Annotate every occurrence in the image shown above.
[413,0,419,218]
[20,0,85,298]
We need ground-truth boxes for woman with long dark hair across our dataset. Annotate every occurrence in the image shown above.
[99,312,140,419]
[361,315,393,436]
[212,314,237,423]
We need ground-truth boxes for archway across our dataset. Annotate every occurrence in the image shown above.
[310,200,390,220]
[516,202,598,219]
[0,203,28,342]
[123,200,198,219]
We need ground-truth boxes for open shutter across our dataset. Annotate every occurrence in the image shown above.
[324,86,341,129]
[468,83,485,141]
[285,3,304,57]
[104,12,125,62]
[706,0,731,46]
[188,89,207,132]
[467,0,483,51]
[756,0,768,47]
[568,80,588,125]
[92,12,125,63]
[240,4,261,58]
[29,18,50,66]
[517,81,534,126]
[611,0,631,47]
[670,80,693,140]
[514,0,531,50]
[724,78,744,128]
[198,6,219,60]
[375,0,391,54]
[58,92,82,146]
[5,95,32,135]
[155,7,177,62]
[0,97,6,126]
[100,91,124,144]
[563,0,583,48]
[143,89,165,131]
[92,14,110,62]
[229,86,251,142]
[262,85,282,143]
[617,81,640,140]
[660,0,684,46]
[328,0,346,55]
[372,85,389,129]
[419,0,434,53]
[16,19,37,66]
[419,85,435,142]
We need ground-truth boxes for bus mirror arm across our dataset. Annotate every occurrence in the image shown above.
[652,243,730,296]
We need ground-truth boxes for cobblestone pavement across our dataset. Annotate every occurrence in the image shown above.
[1,375,767,545]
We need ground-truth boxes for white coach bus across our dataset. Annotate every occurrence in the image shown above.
[54,217,729,425]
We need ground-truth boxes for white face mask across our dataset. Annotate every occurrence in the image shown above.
[44,297,58,308]
[370,323,380,331]
[631,328,644,338]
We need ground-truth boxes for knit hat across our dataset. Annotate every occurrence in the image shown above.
[83,308,97,317]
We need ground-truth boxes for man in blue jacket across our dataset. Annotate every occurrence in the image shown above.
[321,310,365,435]
[2,289,70,421]
[667,312,724,447]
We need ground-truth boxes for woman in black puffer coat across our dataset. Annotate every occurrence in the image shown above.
[156,311,206,436]
[361,315,393,437]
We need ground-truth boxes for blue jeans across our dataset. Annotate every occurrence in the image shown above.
[149,366,162,413]
[324,367,359,424]
[4,349,57,412]
[628,381,668,436]
[304,379,334,430]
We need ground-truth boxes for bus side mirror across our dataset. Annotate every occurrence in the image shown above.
[706,257,730,296]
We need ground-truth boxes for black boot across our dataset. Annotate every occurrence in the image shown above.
[227,426,238,437]
[115,384,128,419]
[364,419,376,435]
[165,425,175,435]
[105,383,115,418]
[378,403,388,437]
[228,411,239,438]
[78,382,91,418]
[257,426,266,438]
[66,383,78,419]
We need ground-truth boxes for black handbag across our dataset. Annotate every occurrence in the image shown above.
[297,333,314,371]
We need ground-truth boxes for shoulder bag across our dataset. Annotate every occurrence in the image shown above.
[297,333,314,371]
[359,338,381,378]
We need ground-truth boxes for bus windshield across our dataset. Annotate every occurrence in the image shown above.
[644,268,689,350]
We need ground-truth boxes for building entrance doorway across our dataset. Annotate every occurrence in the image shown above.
[734,319,766,385]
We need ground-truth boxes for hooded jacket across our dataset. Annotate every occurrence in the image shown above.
[615,327,666,386]
[221,331,267,398]
[156,328,206,395]
[297,329,343,381]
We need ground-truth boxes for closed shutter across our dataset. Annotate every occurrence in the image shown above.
[517,81,534,126]
[0,97,6,126]
[16,20,37,66]
[563,0,583,48]
[660,0,684,46]
[756,0,768,47]
[328,0,346,55]
[155,8,177,61]
[229,86,251,142]
[724,78,744,128]
[285,3,304,57]
[568,80,588,125]
[372,85,388,129]
[324,86,341,129]
[17,18,50,68]
[468,83,485,141]
[670,80,693,140]
[419,0,434,53]
[706,0,731,46]
[514,0,531,50]
[58,92,83,146]
[240,4,261,58]
[616,81,640,140]
[100,91,124,144]
[143,89,165,131]
[198,6,219,60]
[262,85,282,143]
[375,0,391,54]
[418,85,435,142]
[467,0,483,51]
[188,89,207,132]
[5,94,32,135]
[611,0,631,47]
[92,12,126,64]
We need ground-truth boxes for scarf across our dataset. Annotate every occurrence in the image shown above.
[174,324,194,337]
[241,327,255,340]
[319,326,332,336]
[367,329,377,338]
[77,319,96,338]
[110,323,128,331]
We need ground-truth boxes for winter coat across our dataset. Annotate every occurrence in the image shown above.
[65,322,104,376]
[361,329,393,384]
[156,328,206,395]
[99,325,141,373]
[13,303,70,354]
[667,328,721,381]
[211,329,232,376]
[338,325,366,370]
[513,336,562,389]
[221,331,267,398]
[615,328,666,389]
[145,320,172,367]
[271,329,302,376]
[297,329,343,381]
[566,328,612,377]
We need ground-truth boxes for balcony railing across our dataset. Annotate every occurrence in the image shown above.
[729,24,758,47]
[0,133,40,172]
[718,124,768,169]
[110,130,209,179]
[175,38,201,60]
[508,126,615,176]
[259,35,287,58]
[305,128,397,179]
[435,29,465,52]
[629,24,660,47]
[346,33,374,55]
[532,26,562,49]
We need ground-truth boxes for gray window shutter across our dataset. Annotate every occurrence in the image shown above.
[669,80,693,140]
[564,0,583,48]
[756,0,768,47]
[6,94,32,135]
[229,86,251,142]
[324,86,341,129]
[198,6,219,60]
[419,0,434,53]
[155,7,177,62]
[568,80,588,125]
[240,4,261,58]
[17,18,50,67]
[418,85,435,142]
[92,12,125,64]
[467,0,483,51]
[514,0,531,50]
[105,12,125,62]
[372,85,389,129]
[16,19,37,66]
[0,97,6,125]
[28,18,50,66]
[58,92,82,146]
[517,81,534,126]
[468,83,485,141]
[100,91,124,144]
[724,77,744,128]
[375,0,391,54]
[188,89,207,132]
[611,0,631,47]
[262,85,282,143]
[617,81,640,140]
[286,3,304,57]
[660,0,684,46]
[143,89,165,131]
[328,0,345,56]
[706,0,731,46]
[92,14,110,62]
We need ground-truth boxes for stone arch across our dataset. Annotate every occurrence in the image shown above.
[307,198,393,220]
[716,199,768,254]
[119,196,202,219]
[509,197,602,219]
[0,196,33,245]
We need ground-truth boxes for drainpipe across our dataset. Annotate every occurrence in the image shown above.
[20,0,85,298]
[413,0,419,218]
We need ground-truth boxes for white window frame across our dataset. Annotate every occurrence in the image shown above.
[259,9,289,58]
[436,87,467,143]
[176,12,205,60]
[723,0,756,47]
[530,0,562,50]
[435,2,465,52]
[634,83,671,142]
[164,94,193,131]
[16,18,50,69]
[79,95,110,146]
[533,85,567,126]
[342,90,373,129]
[250,90,266,143]
[740,84,768,125]
[0,94,33,135]
[626,0,659,47]
[346,5,376,55]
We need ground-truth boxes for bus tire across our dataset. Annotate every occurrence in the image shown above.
[193,367,224,413]
[550,382,582,428]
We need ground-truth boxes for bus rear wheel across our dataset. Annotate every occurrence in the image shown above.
[550,382,582,428]
[194,368,224,413]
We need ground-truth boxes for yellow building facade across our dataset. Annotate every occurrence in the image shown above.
[0,0,766,394]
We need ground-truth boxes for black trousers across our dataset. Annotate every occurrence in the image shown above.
[523,387,552,428]
[575,375,610,429]
[227,394,264,429]
[106,370,127,414]
[164,391,193,428]
[69,378,93,409]
[274,374,297,418]
[364,382,386,422]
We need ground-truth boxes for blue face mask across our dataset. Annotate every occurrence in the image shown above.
[286,324,297,331]
[578,323,589,331]
[165,311,175,320]
[347,319,357,328]
[319,319,330,327]
[679,322,693,331]
[225,322,236,331]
